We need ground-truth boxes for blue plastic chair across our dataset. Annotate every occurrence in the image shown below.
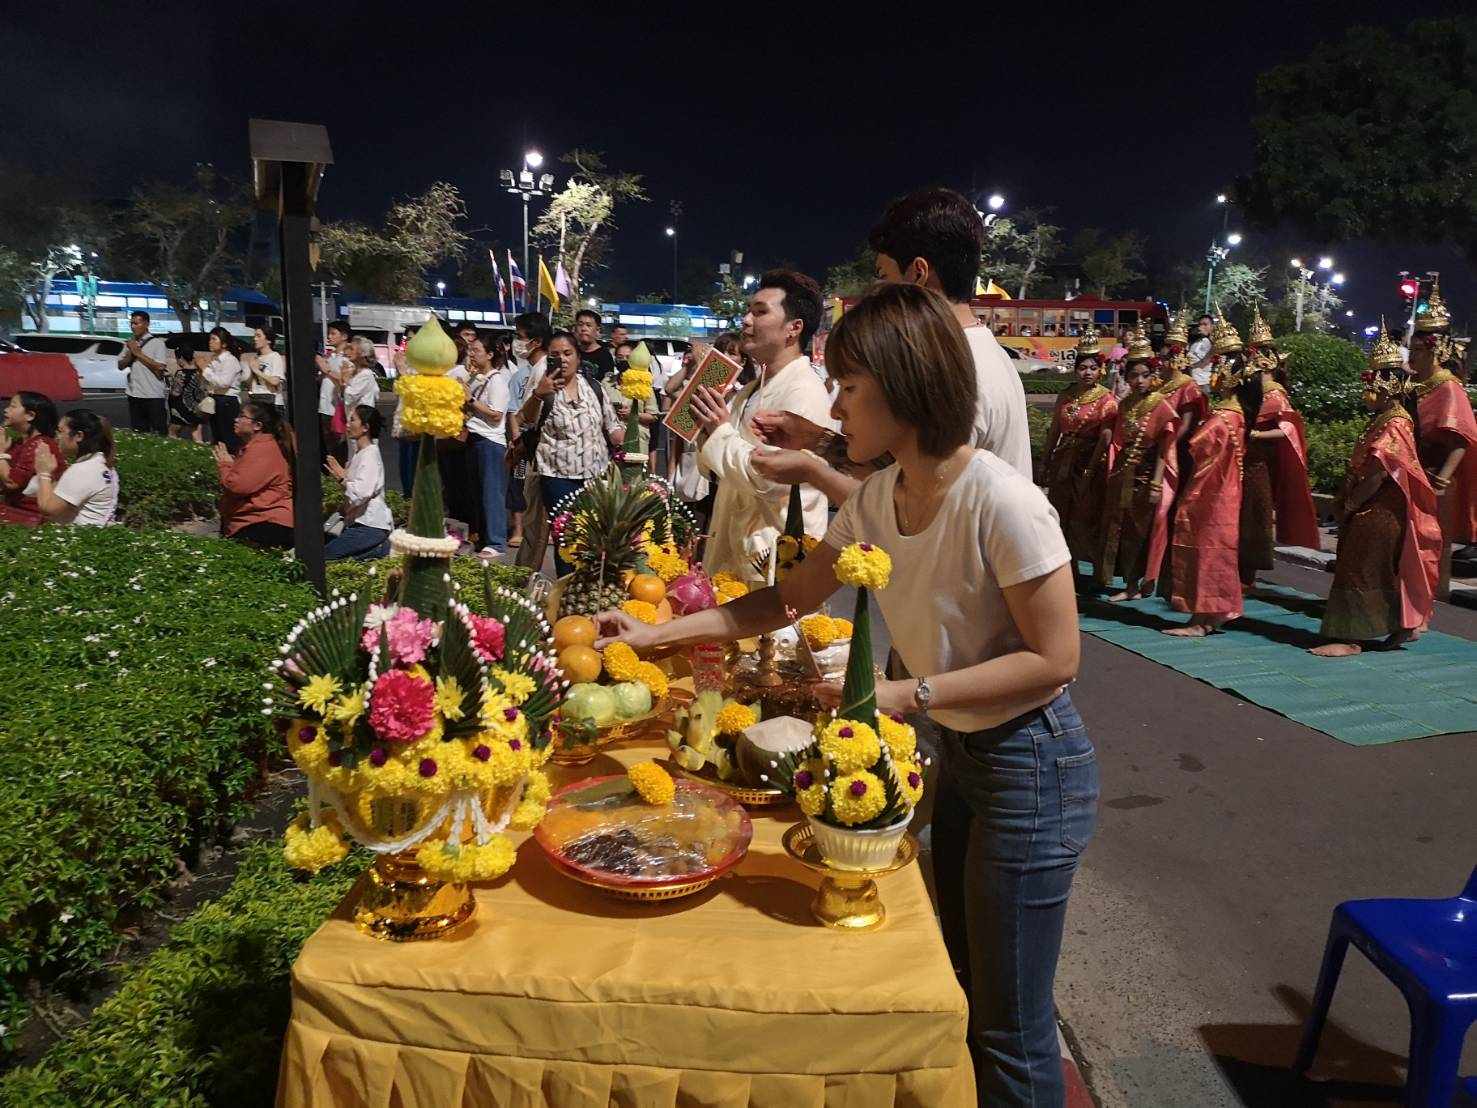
[1294,865,1477,1106]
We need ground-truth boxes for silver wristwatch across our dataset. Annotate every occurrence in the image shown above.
[913,676,933,711]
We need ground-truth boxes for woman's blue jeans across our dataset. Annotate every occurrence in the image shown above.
[540,476,587,577]
[324,523,391,561]
[932,690,1099,1107]
[471,436,508,552]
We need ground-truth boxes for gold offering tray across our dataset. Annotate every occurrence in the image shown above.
[667,759,793,809]
[545,855,721,902]
[550,694,673,766]
[782,824,919,932]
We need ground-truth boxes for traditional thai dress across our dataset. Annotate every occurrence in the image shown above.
[1154,367,1210,597]
[1238,381,1322,579]
[1043,383,1117,563]
[1320,408,1442,641]
[1095,391,1177,587]
[1413,369,1477,546]
[1169,401,1245,621]
[0,434,65,526]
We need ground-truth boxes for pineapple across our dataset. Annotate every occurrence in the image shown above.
[555,467,671,618]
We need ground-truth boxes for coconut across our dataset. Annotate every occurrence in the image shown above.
[734,715,814,787]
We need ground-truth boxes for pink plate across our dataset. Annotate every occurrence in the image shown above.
[534,774,753,889]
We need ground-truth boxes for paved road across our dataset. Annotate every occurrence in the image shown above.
[1059,559,1477,1107]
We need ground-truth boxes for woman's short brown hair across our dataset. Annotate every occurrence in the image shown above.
[825,283,977,456]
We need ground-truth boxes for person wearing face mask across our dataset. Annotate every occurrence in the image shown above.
[602,340,658,461]
[509,313,552,563]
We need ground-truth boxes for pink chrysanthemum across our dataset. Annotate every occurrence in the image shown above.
[368,669,436,743]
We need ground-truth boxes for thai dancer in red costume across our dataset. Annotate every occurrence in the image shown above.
[1238,305,1321,589]
[1311,323,1442,656]
[1042,327,1117,578]
[1096,330,1178,601]
[1153,305,1210,598]
[1164,312,1260,636]
[1408,277,1474,604]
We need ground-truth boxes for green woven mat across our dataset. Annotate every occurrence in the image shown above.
[1078,580,1477,745]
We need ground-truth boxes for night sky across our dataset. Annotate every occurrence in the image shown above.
[7,0,1471,324]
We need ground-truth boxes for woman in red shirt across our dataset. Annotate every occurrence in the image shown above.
[217,401,295,547]
[0,391,66,526]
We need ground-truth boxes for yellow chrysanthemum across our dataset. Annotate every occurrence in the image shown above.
[877,714,917,761]
[603,641,641,682]
[325,685,367,727]
[629,760,676,806]
[283,814,349,873]
[395,374,466,438]
[897,760,925,807]
[830,770,887,826]
[715,701,759,735]
[490,667,536,705]
[799,614,853,649]
[634,661,669,699]
[834,542,892,590]
[466,735,532,788]
[509,767,553,830]
[619,367,654,401]
[297,674,341,716]
[435,675,467,721]
[621,599,659,624]
[559,543,583,567]
[415,834,517,882]
[287,719,330,775]
[819,718,881,774]
[796,782,826,817]
[645,543,688,583]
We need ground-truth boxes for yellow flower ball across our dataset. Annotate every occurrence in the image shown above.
[877,714,918,761]
[603,641,641,682]
[634,661,669,700]
[897,760,925,807]
[796,782,826,817]
[834,542,892,590]
[830,770,887,826]
[619,367,654,401]
[819,718,882,774]
[395,374,467,438]
[283,814,349,873]
[621,599,659,624]
[287,719,331,776]
[629,760,675,806]
[416,834,517,882]
[714,701,759,735]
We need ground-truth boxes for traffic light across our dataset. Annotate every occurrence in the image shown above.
[1398,278,1419,301]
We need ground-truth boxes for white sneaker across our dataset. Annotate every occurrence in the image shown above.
[478,546,503,559]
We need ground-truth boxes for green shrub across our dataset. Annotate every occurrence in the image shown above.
[1018,372,1073,395]
[0,527,313,1040]
[1280,333,1367,421]
[325,554,530,609]
[113,431,219,528]
[1303,417,1366,494]
[0,844,367,1107]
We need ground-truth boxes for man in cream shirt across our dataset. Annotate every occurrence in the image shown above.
[688,270,834,582]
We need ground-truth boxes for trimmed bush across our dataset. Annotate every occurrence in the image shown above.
[1304,417,1366,494]
[113,431,218,528]
[0,526,313,1040]
[325,554,530,610]
[0,845,366,1107]
[1280,333,1367,422]
[1018,372,1073,395]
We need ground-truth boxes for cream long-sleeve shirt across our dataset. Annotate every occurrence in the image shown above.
[697,353,835,582]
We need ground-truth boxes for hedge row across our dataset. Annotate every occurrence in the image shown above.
[0,526,314,1041]
[0,845,366,1107]
[325,554,531,610]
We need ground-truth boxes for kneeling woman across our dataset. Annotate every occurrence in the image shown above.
[1312,327,1442,656]
[596,283,1098,1107]
[217,401,295,548]
[325,404,393,560]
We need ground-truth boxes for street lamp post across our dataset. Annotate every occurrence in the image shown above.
[1290,257,1342,332]
[1204,232,1241,315]
[500,150,554,284]
[665,226,677,303]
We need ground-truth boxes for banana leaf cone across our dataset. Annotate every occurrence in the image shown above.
[620,402,645,479]
[837,586,878,729]
[397,432,452,618]
[783,481,805,540]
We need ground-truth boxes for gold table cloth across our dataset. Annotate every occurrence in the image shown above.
[276,720,974,1108]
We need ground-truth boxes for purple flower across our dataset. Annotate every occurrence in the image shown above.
[473,745,491,762]
[369,748,388,767]
[907,772,921,789]
[849,779,867,797]
[503,707,520,722]
[299,725,317,743]
[795,770,814,790]
[839,726,854,738]
[859,542,872,552]
[419,758,438,778]
[509,738,522,751]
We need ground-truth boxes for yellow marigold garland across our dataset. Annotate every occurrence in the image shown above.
[645,543,688,582]
[395,374,467,438]
[834,542,892,590]
[634,661,669,699]
[629,760,675,806]
[283,813,349,873]
[621,599,659,624]
[415,834,517,882]
[603,641,641,682]
[818,718,882,773]
[715,701,759,735]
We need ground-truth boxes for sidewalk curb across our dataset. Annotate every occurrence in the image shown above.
[1058,1020,1098,1107]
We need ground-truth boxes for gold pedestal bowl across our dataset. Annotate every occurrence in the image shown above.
[353,851,476,941]
[781,823,919,932]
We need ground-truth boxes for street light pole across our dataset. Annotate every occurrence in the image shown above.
[501,150,553,295]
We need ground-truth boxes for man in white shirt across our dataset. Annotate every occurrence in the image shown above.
[509,313,554,569]
[687,269,835,582]
[118,311,171,435]
[315,320,351,463]
[465,338,511,554]
[749,188,1033,502]
[1187,313,1215,388]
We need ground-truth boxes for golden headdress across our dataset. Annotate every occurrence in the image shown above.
[1164,305,1192,347]
[1414,276,1451,333]
[1210,303,1243,356]
[1367,318,1404,372]
[1125,319,1155,363]
[1364,322,1416,404]
[1248,304,1275,348]
[1075,325,1102,359]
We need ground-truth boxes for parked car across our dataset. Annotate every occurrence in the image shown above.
[13,333,128,390]
[0,347,84,402]
[1000,344,1066,375]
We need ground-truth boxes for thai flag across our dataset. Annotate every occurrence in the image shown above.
[507,250,527,311]
[491,249,507,317]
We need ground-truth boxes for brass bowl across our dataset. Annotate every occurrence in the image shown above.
[781,823,919,932]
[668,759,793,809]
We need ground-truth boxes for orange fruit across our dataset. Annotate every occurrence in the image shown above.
[557,644,603,684]
[654,598,673,624]
[628,573,667,605]
[553,615,597,650]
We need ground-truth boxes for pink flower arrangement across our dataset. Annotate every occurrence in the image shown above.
[368,669,436,743]
[362,608,436,666]
[550,512,572,541]
[468,614,506,663]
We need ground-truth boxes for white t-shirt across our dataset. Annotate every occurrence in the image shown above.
[319,352,346,416]
[964,325,1033,478]
[1187,337,1214,387]
[466,367,510,444]
[120,334,171,400]
[249,350,286,402]
[342,442,393,531]
[51,452,118,526]
[203,352,245,394]
[342,366,380,414]
[824,450,1070,732]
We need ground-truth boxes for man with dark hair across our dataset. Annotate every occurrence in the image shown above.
[609,323,630,351]
[686,267,834,580]
[573,308,614,386]
[118,310,170,434]
[1187,313,1215,387]
[456,321,479,351]
[509,311,553,567]
[749,187,1032,505]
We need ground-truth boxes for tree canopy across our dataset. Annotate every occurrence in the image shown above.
[316,182,469,303]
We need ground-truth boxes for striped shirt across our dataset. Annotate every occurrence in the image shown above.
[527,369,623,479]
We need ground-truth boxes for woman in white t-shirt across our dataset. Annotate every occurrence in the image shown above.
[197,327,247,451]
[596,284,1096,1107]
[340,337,382,459]
[324,404,392,560]
[32,409,119,526]
[245,326,286,408]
